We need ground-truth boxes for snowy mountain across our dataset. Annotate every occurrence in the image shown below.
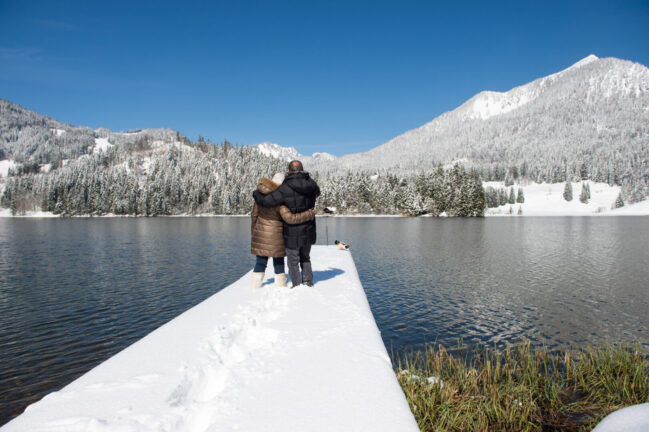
[0,99,185,168]
[253,142,338,165]
[254,142,300,162]
[2,54,648,215]
[0,99,285,215]
[309,55,649,200]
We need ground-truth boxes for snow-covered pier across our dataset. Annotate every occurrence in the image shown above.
[2,246,419,432]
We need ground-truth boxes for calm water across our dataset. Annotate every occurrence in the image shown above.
[1,217,648,424]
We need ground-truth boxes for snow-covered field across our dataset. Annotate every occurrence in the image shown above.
[0,160,20,177]
[92,137,114,154]
[2,246,418,432]
[484,181,649,216]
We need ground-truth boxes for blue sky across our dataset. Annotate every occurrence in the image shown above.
[1,0,648,156]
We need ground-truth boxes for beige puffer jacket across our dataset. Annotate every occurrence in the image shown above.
[251,178,314,257]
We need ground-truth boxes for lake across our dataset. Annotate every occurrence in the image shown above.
[1,216,648,424]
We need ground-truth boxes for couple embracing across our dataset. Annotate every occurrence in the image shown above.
[250,160,320,288]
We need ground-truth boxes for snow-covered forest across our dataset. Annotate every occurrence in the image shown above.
[0,140,485,217]
[306,56,649,203]
[0,98,488,217]
[1,55,648,216]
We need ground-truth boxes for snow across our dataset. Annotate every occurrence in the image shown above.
[0,209,58,218]
[93,137,114,154]
[140,157,152,174]
[254,142,301,162]
[461,55,601,121]
[567,54,599,70]
[50,128,66,137]
[592,403,649,432]
[443,158,469,169]
[2,246,418,432]
[610,199,649,215]
[40,163,52,173]
[466,90,533,120]
[483,181,646,216]
[0,160,20,177]
[311,152,336,161]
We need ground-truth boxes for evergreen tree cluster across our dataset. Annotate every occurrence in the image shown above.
[484,185,524,208]
[2,148,487,217]
[1,139,285,216]
[317,164,485,216]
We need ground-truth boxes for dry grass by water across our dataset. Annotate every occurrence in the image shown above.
[396,342,649,432]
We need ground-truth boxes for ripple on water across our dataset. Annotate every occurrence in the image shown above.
[1,217,649,425]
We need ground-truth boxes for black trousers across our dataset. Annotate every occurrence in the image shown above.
[254,255,285,274]
[286,244,313,286]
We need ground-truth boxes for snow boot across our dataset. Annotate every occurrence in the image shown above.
[251,272,264,289]
[275,273,287,287]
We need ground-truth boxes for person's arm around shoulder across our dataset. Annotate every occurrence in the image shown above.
[279,205,314,225]
[253,186,285,208]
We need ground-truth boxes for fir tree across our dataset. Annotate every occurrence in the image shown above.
[508,187,516,204]
[614,192,625,209]
[563,182,573,201]
[579,182,589,203]
[516,187,525,203]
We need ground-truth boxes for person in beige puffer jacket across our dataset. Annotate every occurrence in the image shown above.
[251,173,314,288]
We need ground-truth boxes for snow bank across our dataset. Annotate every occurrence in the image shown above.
[484,181,649,216]
[610,199,649,215]
[592,403,649,432]
[2,246,418,432]
[0,209,58,218]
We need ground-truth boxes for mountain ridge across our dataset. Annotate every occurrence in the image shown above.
[299,55,649,202]
[2,54,648,206]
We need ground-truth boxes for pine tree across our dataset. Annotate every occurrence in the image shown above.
[579,182,589,203]
[614,192,625,209]
[508,187,516,204]
[516,187,525,203]
[563,182,573,201]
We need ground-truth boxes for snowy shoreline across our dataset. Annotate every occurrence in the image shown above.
[2,209,648,219]
[2,181,648,218]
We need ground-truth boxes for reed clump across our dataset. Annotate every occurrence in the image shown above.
[396,342,649,431]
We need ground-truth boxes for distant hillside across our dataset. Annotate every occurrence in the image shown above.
[0,99,285,215]
[3,54,647,216]
[0,100,488,217]
[307,55,649,202]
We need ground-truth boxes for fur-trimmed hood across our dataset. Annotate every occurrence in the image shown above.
[257,178,280,195]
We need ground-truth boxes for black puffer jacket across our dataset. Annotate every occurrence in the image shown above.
[252,171,320,249]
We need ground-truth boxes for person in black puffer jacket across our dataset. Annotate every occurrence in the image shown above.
[252,160,320,287]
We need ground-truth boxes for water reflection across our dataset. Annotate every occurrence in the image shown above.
[1,216,648,425]
[318,217,649,354]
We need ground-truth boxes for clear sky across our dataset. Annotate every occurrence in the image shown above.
[1,0,648,156]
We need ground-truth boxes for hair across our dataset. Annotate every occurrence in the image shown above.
[288,160,304,172]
